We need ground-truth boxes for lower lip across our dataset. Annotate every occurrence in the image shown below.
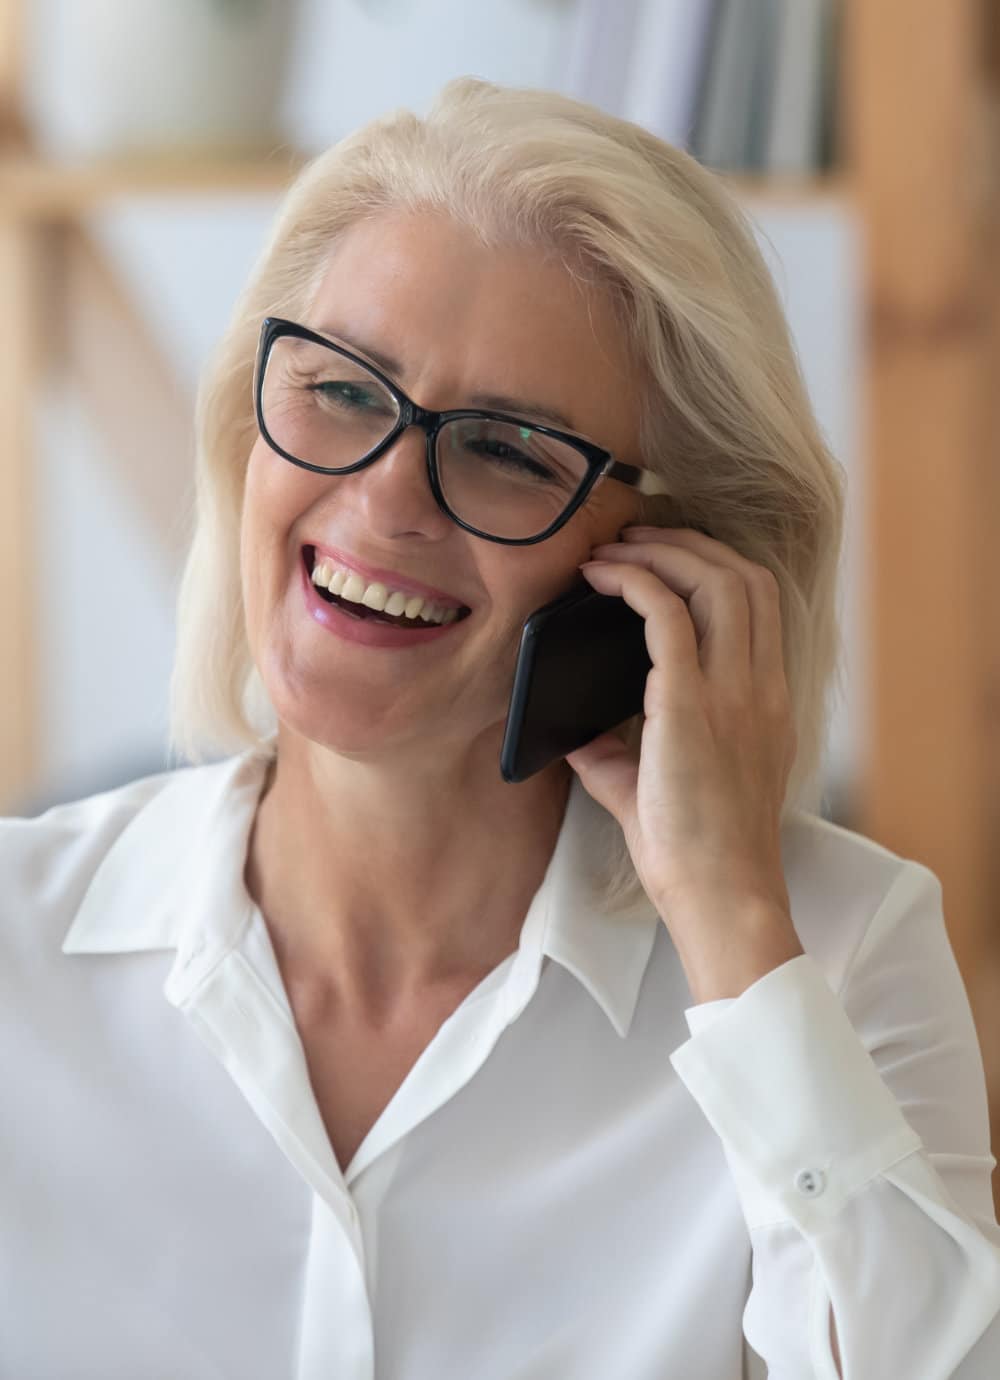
[300,557,468,648]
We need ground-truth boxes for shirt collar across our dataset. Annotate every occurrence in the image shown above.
[61,744,274,961]
[537,775,661,1036]
[62,742,660,1039]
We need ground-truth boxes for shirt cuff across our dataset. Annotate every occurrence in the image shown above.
[669,954,925,1232]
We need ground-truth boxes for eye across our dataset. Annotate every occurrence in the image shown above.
[470,435,554,476]
[307,379,392,414]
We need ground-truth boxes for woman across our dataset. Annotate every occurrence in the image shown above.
[3,78,999,1379]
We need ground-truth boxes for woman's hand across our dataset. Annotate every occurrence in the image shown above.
[566,525,805,1003]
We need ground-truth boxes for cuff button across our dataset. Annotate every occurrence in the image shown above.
[794,1168,826,1197]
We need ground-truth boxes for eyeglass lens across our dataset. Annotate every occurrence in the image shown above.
[260,334,591,540]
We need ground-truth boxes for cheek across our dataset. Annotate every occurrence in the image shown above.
[491,490,636,625]
[582,484,640,544]
[241,441,318,576]
[239,450,267,597]
[241,444,273,565]
[244,438,293,525]
[490,544,587,634]
[540,500,626,577]
[240,445,299,637]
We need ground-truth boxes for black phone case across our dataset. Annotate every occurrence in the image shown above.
[500,580,652,783]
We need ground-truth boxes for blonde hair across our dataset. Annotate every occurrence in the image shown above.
[169,76,848,911]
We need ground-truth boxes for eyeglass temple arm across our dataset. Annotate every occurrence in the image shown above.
[606,459,671,497]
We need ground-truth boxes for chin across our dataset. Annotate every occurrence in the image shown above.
[256,633,507,767]
[270,684,402,757]
[262,666,441,764]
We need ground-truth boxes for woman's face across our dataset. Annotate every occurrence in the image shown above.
[241,209,646,766]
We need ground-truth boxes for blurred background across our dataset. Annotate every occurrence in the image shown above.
[0,0,998,1209]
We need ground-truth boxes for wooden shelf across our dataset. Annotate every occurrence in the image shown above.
[723,171,854,207]
[0,147,309,216]
[0,124,866,217]
[0,151,853,218]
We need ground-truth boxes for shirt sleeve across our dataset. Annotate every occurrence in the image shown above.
[668,860,1000,1379]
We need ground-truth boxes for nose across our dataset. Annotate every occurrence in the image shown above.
[336,422,452,539]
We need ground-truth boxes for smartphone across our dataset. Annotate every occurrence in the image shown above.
[499,579,652,784]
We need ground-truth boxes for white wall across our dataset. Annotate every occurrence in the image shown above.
[18,0,864,819]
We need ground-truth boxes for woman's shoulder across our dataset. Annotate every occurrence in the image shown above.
[779,805,944,984]
[0,758,236,966]
[783,803,933,878]
[2,765,177,893]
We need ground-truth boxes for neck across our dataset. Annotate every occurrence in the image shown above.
[243,724,571,1020]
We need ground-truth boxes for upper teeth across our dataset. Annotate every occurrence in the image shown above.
[311,558,461,625]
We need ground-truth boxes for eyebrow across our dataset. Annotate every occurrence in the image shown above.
[312,322,579,433]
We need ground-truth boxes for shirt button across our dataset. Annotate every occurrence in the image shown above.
[794,1168,826,1197]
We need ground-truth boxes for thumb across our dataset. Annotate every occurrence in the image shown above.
[565,731,639,830]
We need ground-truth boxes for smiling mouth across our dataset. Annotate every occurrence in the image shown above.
[303,547,472,629]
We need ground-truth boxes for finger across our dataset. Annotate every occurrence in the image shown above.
[580,560,702,700]
[564,730,639,831]
[620,527,787,684]
[586,541,751,685]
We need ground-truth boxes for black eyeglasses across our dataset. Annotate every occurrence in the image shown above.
[254,316,670,545]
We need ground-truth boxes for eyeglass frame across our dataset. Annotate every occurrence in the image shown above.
[253,316,670,546]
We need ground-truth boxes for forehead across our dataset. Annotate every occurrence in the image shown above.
[304,211,640,447]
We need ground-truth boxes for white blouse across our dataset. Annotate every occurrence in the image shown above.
[2,743,1000,1380]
